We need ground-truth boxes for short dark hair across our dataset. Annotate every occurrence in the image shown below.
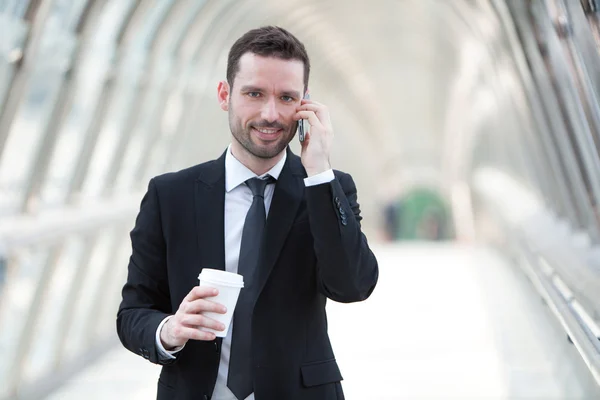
[227,26,310,91]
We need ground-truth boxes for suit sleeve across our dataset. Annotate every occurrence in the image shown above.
[305,171,379,303]
[116,178,179,365]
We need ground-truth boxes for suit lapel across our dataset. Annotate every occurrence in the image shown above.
[195,150,227,273]
[255,149,306,296]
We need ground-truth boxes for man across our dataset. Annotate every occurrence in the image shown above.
[117,26,378,400]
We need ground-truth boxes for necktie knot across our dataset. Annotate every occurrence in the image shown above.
[245,176,275,198]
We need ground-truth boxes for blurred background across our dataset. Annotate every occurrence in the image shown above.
[1,0,600,398]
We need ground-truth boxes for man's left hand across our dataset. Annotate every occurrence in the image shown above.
[295,99,334,176]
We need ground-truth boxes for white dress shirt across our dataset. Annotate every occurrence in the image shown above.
[155,145,334,400]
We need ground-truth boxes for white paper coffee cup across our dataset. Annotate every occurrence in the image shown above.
[197,268,244,337]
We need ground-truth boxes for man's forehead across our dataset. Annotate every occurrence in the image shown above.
[236,53,304,86]
[238,52,303,68]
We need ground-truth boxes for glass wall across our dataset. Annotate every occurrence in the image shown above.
[0,1,209,397]
[468,0,600,387]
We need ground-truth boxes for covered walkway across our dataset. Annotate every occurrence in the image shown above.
[47,244,600,399]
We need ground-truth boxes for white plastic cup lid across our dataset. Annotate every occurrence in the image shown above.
[198,268,244,288]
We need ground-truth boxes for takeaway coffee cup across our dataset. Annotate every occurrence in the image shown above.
[197,268,244,337]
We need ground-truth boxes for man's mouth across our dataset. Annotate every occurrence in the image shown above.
[252,127,283,141]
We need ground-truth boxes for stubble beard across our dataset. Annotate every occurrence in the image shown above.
[228,108,296,160]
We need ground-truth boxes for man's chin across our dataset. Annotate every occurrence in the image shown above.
[249,138,289,159]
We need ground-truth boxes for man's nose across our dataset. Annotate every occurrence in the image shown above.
[261,98,279,122]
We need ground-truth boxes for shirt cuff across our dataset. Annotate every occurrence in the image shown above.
[156,316,184,359]
[304,169,335,187]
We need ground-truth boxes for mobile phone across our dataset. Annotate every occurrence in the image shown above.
[298,92,310,142]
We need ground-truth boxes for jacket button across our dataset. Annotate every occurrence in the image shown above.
[341,218,348,226]
[334,197,341,205]
[339,208,346,215]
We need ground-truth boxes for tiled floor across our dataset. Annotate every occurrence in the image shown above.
[47,243,600,399]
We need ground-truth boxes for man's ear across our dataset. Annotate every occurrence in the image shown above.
[217,81,230,111]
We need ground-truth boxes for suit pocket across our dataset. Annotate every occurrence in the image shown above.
[300,359,343,387]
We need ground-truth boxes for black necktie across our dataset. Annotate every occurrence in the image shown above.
[228,176,275,399]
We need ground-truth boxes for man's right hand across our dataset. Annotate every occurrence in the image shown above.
[160,286,227,349]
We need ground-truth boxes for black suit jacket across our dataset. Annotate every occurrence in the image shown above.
[117,148,379,400]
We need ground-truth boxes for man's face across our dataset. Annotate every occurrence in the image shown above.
[219,53,305,159]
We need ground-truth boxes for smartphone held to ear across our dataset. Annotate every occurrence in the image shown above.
[298,93,310,142]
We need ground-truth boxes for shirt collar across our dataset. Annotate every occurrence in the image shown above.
[225,144,286,192]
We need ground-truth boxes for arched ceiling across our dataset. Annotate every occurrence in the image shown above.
[162,1,514,208]
[0,0,542,234]
[82,0,518,226]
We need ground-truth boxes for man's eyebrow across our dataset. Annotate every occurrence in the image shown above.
[240,85,263,92]
[281,90,301,98]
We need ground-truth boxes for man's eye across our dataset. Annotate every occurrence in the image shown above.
[248,92,261,98]
[281,96,293,102]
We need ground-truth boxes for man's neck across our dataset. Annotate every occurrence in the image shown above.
[230,142,285,176]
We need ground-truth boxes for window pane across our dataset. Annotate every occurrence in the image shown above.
[116,58,173,190]
[80,0,180,198]
[94,228,130,340]
[0,33,76,216]
[80,62,142,198]
[1,0,31,18]
[21,236,86,384]
[39,0,137,207]
[0,246,51,398]
[0,14,28,110]
[63,230,114,361]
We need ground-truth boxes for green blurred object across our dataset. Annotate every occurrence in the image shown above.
[392,187,453,241]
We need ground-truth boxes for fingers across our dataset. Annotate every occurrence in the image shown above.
[171,325,217,341]
[297,101,324,111]
[295,110,322,129]
[181,298,227,315]
[300,98,322,106]
[183,285,218,302]
[297,97,334,174]
[162,286,230,347]
[296,98,332,133]
[162,312,219,347]
[297,102,329,123]
[164,298,227,346]
[180,314,226,332]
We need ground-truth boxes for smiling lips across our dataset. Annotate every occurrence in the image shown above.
[252,127,282,141]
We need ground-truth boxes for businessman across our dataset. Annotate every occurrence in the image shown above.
[117,26,379,400]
